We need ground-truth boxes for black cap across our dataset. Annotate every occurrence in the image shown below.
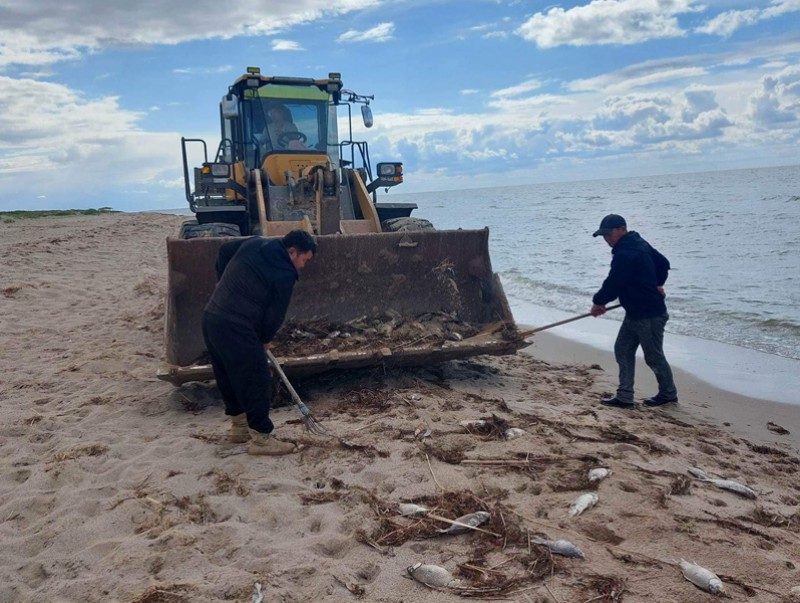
[592,214,626,237]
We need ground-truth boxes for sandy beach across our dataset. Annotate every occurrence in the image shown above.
[2,212,799,603]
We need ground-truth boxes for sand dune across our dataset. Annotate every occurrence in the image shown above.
[1,213,799,603]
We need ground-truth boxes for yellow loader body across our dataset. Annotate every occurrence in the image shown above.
[160,69,522,384]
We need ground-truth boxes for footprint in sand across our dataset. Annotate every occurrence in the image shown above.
[354,562,381,584]
[312,537,352,559]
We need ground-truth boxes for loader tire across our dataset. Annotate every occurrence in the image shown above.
[181,222,241,239]
[381,217,435,232]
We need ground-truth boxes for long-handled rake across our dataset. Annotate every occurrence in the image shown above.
[518,304,621,339]
[266,349,329,436]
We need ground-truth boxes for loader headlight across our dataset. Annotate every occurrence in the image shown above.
[378,162,402,177]
[210,163,229,177]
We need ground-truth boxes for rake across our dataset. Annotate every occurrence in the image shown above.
[266,349,329,436]
[518,304,621,339]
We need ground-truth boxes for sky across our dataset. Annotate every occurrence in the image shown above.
[0,0,799,212]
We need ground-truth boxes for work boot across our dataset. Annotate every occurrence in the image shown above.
[229,414,250,444]
[643,395,678,407]
[247,429,296,456]
[600,397,635,409]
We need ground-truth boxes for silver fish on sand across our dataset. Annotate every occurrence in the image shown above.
[398,503,429,517]
[688,467,757,499]
[438,510,490,534]
[459,419,486,429]
[679,559,725,594]
[588,467,611,482]
[407,562,462,588]
[688,466,708,479]
[569,492,598,516]
[531,537,585,559]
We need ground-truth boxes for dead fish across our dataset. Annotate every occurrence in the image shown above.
[588,467,611,482]
[688,467,756,499]
[504,427,525,440]
[437,511,490,535]
[708,477,757,499]
[407,562,462,588]
[398,503,429,517]
[688,466,709,479]
[291,328,316,339]
[569,492,598,516]
[679,559,725,594]
[531,537,585,559]
[459,419,486,429]
[414,424,432,439]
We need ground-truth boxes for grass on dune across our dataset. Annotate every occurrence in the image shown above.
[1,208,117,222]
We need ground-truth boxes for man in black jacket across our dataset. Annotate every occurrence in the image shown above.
[202,230,317,455]
[590,214,678,409]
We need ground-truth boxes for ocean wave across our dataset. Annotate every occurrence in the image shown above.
[761,318,800,334]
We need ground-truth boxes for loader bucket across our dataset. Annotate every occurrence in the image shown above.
[158,229,522,385]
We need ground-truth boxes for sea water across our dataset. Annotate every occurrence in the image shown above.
[158,164,800,404]
[392,164,800,405]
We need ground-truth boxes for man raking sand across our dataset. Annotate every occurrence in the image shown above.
[202,229,317,455]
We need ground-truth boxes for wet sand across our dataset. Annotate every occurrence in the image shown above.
[524,331,800,452]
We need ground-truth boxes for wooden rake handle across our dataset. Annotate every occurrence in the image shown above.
[518,304,621,339]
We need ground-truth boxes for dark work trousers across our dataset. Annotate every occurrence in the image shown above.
[201,312,274,433]
[613,312,678,403]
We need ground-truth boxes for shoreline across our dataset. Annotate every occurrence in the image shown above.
[150,207,800,408]
[149,207,800,407]
[522,330,800,453]
[511,298,800,407]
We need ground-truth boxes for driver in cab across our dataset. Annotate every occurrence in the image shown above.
[260,105,307,151]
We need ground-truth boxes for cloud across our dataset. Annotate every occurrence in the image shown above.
[173,65,233,75]
[336,22,394,43]
[360,62,789,183]
[570,65,708,94]
[0,76,181,210]
[590,88,733,144]
[695,9,760,37]
[515,0,697,48]
[696,0,800,37]
[747,65,800,128]
[491,79,543,98]
[272,39,304,51]
[0,0,380,67]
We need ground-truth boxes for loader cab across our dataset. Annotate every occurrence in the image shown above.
[246,97,330,162]
[181,69,413,238]
[222,74,338,185]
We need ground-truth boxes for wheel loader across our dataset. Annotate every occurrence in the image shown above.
[157,68,523,385]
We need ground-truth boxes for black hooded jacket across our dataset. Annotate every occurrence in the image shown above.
[592,231,670,320]
[204,237,298,343]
